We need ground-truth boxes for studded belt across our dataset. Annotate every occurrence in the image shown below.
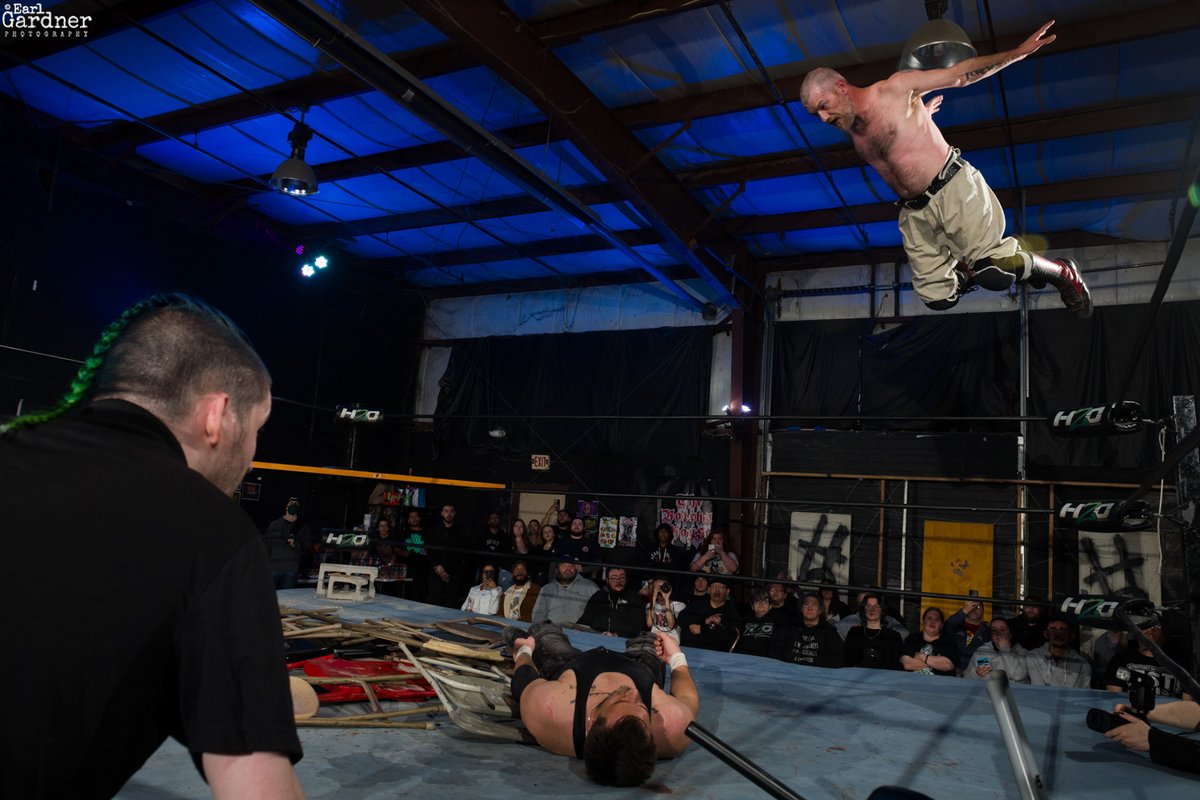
[897,149,964,210]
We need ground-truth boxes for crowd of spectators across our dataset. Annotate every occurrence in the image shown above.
[340,506,1189,698]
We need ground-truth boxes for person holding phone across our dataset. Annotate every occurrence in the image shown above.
[689,530,739,576]
[462,562,502,615]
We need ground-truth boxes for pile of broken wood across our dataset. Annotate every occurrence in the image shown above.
[281,607,532,743]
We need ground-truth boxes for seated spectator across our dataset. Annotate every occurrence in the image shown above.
[900,607,957,676]
[645,577,687,643]
[679,576,741,651]
[1024,618,1090,688]
[964,617,1027,682]
[690,530,740,576]
[812,575,849,625]
[737,588,786,658]
[843,592,903,670]
[1105,612,1193,700]
[529,560,599,626]
[944,593,991,674]
[687,574,710,602]
[836,587,909,640]
[771,592,844,668]
[554,517,601,574]
[501,560,541,622]
[1009,599,1048,652]
[462,563,502,616]
[577,567,645,638]
[1091,629,1127,689]
[766,576,800,620]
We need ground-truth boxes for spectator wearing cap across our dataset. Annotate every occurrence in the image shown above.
[501,560,541,622]
[771,592,844,669]
[1024,618,1090,688]
[679,575,741,651]
[1104,612,1193,700]
[263,497,302,589]
[529,559,599,626]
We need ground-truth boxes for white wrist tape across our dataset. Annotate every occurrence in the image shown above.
[668,652,688,671]
[515,645,534,660]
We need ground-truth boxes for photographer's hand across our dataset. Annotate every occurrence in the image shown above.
[1106,712,1151,752]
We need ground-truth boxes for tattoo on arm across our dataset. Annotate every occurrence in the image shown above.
[962,56,1015,83]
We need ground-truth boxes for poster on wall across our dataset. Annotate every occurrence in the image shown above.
[618,516,639,547]
[578,499,600,532]
[920,521,994,620]
[659,496,712,551]
[788,512,852,589]
[598,517,619,548]
[1076,529,1161,658]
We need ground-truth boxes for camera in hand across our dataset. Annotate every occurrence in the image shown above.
[1086,708,1132,734]
[660,581,672,596]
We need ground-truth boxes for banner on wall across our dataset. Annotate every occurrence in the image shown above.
[787,512,852,588]
[920,521,994,619]
[1076,529,1161,658]
[659,496,712,551]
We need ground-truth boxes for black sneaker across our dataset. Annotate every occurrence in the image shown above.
[1054,257,1092,318]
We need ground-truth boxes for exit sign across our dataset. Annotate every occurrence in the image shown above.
[531,454,550,471]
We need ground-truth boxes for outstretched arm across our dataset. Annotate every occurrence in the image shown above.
[892,20,1056,94]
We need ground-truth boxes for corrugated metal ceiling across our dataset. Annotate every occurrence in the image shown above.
[2,0,1195,305]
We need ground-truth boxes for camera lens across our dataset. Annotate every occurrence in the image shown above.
[660,582,672,595]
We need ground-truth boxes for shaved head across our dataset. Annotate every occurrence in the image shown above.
[800,67,845,109]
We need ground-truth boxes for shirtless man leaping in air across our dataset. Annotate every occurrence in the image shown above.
[800,20,1091,317]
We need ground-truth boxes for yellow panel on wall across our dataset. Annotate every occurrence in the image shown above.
[920,521,994,619]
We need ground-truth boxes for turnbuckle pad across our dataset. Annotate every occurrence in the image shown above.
[1048,401,1145,437]
[1055,499,1154,531]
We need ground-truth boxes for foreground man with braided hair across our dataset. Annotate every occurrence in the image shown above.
[800,20,1092,317]
[0,294,303,798]
[507,623,699,786]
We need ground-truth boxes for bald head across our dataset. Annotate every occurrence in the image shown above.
[800,67,845,110]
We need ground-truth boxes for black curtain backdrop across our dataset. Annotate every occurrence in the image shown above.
[772,301,1200,473]
[772,312,1019,429]
[434,326,713,460]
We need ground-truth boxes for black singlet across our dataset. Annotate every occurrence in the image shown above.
[570,648,656,758]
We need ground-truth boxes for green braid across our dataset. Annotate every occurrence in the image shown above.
[1,296,174,436]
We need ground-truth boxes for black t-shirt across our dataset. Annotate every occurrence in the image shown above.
[771,621,845,668]
[737,608,786,658]
[901,632,958,676]
[843,625,904,669]
[1104,650,1187,698]
[0,400,301,797]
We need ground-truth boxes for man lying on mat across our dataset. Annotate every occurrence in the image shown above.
[506,623,699,786]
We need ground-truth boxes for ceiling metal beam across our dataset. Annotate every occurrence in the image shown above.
[404,265,697,300]
[98,1,1194,191]
[726,170,1184,236]
[758,231,1142,273]
[0,96,300,253]
[0,0,194,64]
[288,92,1196,243]
[373,228,663,273]
[82,0,715,151]
[300,184,625,241]
[362,168,1181,273]
[402,0,745,308]
[246,0,715,312]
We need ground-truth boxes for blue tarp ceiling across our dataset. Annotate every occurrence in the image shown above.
[2,0,1195,300]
